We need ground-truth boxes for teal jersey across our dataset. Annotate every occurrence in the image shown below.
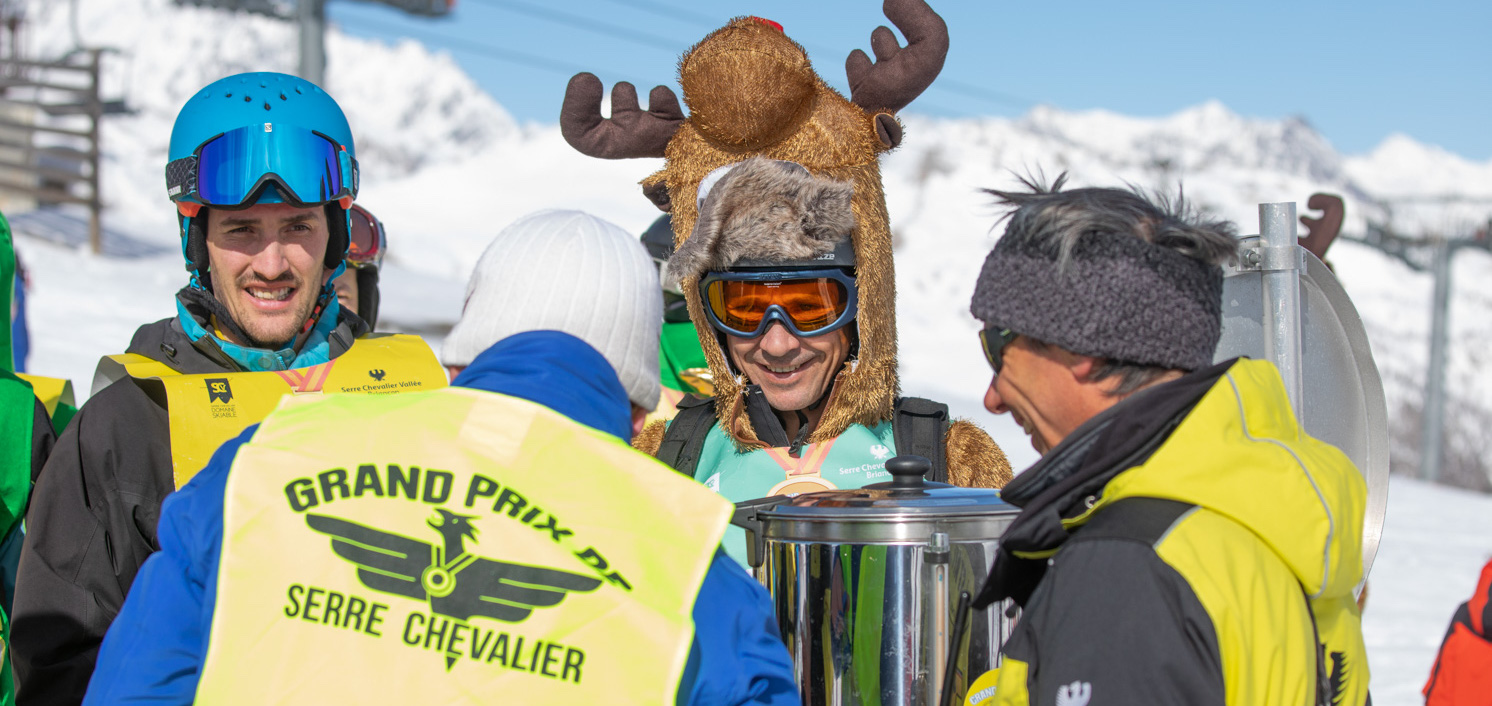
[693,421,898,567]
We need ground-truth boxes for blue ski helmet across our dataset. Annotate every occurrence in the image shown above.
[166,72,358,282]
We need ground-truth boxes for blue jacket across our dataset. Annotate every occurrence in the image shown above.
[85,330,799,705]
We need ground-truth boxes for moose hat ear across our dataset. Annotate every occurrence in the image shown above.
[874,113,903,149]
[642,180,672,212]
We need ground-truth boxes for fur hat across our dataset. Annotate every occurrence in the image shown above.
[442,210,662,411]
[562,0,949,447]
[666,157,856,284]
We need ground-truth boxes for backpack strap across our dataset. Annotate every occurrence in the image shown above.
[894,396,949,483]
[1073,497,1197,545]
[1300,581,1332,706]
[655,395,717,478]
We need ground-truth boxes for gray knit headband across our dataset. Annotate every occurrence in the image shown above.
[969,230,1223,371]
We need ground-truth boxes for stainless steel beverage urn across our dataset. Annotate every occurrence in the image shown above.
[731,456,1020,706]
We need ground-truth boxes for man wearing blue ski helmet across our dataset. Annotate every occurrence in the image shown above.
[166,71,359,352]
[11,72,447,705]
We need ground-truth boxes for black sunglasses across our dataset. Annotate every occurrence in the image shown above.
[979,327,1018,373]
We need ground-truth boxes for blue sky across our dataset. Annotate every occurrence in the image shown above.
[331,0,1491,160]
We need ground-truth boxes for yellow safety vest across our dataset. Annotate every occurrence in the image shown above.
[194,387,732,705]
[92,333,448,488]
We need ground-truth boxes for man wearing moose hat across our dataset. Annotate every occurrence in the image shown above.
[561,0,1010,565]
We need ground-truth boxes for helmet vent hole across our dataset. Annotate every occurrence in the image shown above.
[295,86,303,95]
[243,95,251,103]
[280,93,287,100]
[263,102,271,110]
[224,92,232,98]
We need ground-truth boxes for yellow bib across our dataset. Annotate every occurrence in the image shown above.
[92,333,448,488]
[194,388,732,705]
[14,373,73,419]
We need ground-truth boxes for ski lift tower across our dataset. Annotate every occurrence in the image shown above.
[1347,209,1492,485]
[175,0,456,87]
[0,2,132,254]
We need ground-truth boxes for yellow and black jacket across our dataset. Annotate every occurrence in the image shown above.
[976,358,1368,706]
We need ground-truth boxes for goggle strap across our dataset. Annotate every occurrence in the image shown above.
[165,156,198,199]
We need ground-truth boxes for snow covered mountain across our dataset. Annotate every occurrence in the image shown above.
[878,108,1492,492]
[16,0,1492,483]
[16,0,1492,485]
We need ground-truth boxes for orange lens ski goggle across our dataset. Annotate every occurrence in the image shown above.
[700,269,857,338]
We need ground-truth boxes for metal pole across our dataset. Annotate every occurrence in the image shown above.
[1420,240,1452,482]
[1259,202,1303,419]
[297,0,325,87]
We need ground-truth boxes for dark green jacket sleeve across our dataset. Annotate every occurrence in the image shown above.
[1002,536,1224,705]
[1,398,54,611]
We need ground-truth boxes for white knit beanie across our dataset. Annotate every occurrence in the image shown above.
[442,210,663,411]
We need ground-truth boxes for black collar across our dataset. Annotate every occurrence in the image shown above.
[973,359,1235,608]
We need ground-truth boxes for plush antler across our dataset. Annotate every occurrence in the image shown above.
[560,73,684,159]
[1299,192,1345,261]
[845,0,949,115]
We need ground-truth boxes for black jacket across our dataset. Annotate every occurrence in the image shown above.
[11,291,365,706]
[27,396,53,483]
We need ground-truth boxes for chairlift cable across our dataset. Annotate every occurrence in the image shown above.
[335,13,598,78]
[348,0,1036,113]
[462,0,679,52]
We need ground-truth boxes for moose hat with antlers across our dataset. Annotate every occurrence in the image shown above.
[562,0,949,448]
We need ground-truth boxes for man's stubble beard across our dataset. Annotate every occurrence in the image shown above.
[245,291,318,350]
[222,274,322,351]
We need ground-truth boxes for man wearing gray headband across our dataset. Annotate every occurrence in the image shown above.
[968,176,1371,705]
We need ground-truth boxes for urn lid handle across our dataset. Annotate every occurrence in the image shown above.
[885,455,934,488]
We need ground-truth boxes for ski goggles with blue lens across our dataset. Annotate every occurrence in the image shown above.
[166,123,358,217]
[700,268,858,338]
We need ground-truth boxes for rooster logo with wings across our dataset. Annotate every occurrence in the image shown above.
[307,509,602,627]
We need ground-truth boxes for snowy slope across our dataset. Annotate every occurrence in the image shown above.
[1364,476,1492,705]
[7,1,1492,702]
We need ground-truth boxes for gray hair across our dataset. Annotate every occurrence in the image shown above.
[1087,358,1176,398]
[986,173,1239,272]
[1019,336,1182,398]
